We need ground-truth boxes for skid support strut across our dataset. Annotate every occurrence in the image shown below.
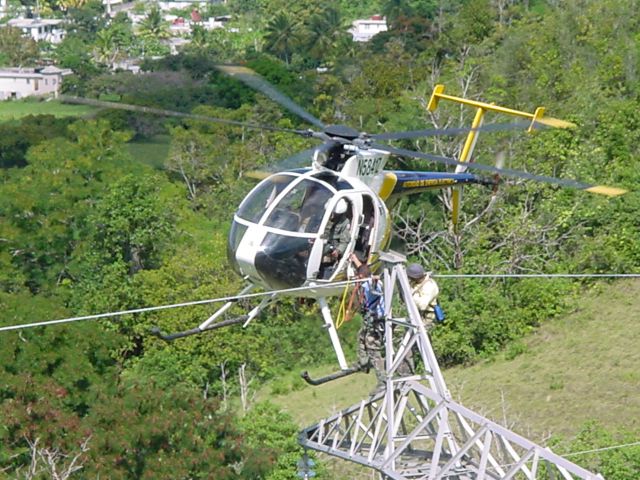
[299,251,604,480]
[150,284,277,342]
[318,296,349,370]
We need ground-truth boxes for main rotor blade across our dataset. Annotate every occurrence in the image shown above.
[371,143,627,196]
[246,145,320,179]
[60,95,307,135]
[276,145,321,171]
[370,121,533,141]
[216,65,325,129]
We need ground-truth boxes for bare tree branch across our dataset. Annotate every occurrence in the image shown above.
[22,436,91,480]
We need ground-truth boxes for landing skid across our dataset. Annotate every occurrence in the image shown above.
[149,283,276,342]
[301,366,362,386]
[147,285,350,373]
[150,316,248,341]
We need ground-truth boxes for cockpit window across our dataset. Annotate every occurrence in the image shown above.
[236,174,295,223]
[264,179,332,233]
[313,171,352,191]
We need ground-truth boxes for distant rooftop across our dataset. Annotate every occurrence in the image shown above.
[8,18,63,28]
[350,15,388,42]
[0,66,71,78]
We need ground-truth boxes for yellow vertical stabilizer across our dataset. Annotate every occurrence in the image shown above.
[428,85,576,230]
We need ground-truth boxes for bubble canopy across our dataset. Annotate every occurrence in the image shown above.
[228,171,354,289]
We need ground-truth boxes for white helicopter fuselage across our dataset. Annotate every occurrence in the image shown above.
[227,148,392,297]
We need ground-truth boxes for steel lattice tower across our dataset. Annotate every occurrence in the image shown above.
[299,252,604,480]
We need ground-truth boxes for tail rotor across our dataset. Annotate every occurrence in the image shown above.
[492,150,506,195]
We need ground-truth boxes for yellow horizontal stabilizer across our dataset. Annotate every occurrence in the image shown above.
[378,172,398,201]
[534,116,577,129]
[585,185,627,196]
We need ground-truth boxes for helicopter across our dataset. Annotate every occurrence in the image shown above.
[62,66,626,370]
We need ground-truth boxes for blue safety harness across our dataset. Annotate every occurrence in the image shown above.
[360,278,385,320]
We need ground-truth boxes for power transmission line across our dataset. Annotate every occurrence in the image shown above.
[563,440,640,457]
[2,273,638,333]
[498,440,640,471]
[434,273,640,278]
[0,279,363,333]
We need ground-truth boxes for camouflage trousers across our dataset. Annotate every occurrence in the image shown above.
[357,315,385,388]
[422,311,436,333]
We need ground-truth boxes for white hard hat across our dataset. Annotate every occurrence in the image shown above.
[334,199,348,214]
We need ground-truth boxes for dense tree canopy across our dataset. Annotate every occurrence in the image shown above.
[1,0,639,478]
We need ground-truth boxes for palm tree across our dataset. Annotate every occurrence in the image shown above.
[190,24,208,48]
[264,12,300,65]
[138,6,170,41]
[303,6,351,65]
[57,0,89,10]
[93,28,117,67]
[382,0,411,30]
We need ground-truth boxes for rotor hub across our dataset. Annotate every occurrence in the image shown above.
[324,125,360,141]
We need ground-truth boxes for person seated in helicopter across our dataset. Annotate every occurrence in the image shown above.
[320,199,352,278]
[324,142,349,171]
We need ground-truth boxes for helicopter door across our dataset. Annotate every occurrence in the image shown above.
[354,194,375,261]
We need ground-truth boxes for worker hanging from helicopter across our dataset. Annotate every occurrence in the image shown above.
[349,253,386,392]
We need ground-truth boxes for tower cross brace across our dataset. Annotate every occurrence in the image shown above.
[299,252,604,480]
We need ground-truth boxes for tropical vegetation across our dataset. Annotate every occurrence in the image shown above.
[1,0,639,478]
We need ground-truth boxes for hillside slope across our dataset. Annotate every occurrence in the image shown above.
[263,279,640,445]
[447,278,640,441]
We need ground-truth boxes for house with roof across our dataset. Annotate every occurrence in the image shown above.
[168,15,192,35]
[7,17,66,44]
[0,66,72,100]
[350,15,388,42]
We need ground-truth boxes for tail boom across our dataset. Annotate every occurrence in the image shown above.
[382,171,489,200]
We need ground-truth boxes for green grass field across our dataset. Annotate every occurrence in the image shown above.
[0,98,96,121]
[126,134,171,170]
[446,279,640,440]
[259,279,640,445]
[0,98,171,169]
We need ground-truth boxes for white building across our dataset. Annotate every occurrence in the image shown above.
[111,59,141,74]
[350,15,388,42]
[7,18,65,44]
[202,16,229,30]
[103,0,124,15]
[0,66,72,100]
[166,13,229,34]
[158,1,209,10]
